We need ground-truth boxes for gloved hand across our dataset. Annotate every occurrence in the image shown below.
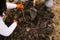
[16,4,24,9]
[13,19,18,24]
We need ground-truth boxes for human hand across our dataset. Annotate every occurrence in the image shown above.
[16,4,24,9]
[13,19,18,24]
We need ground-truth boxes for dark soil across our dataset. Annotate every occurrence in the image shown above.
[0,1,54,40]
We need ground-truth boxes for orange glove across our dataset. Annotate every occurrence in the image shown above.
[13,19,18,24]
[16,4,24,9]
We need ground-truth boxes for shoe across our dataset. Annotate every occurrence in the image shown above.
[45,0,53,8]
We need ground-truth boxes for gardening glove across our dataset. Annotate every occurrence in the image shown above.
[16,4,24,9]
[13,19,18,24]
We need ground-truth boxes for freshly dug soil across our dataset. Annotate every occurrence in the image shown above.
[0,1,54,40]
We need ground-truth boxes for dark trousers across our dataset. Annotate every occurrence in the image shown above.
[0,35,5,40]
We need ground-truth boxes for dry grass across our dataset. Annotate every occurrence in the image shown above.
[51,0,60,40]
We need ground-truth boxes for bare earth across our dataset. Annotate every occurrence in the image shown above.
[1,0,60,40]
[51,0,60,40]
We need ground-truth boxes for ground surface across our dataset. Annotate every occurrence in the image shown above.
[51,0,60,40]
[0,0,60,40]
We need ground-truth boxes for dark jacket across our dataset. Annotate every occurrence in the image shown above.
[0,0,6,16]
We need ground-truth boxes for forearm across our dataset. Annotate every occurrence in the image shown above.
[8,22,17,35]
[0,22,17,36]
[6,2,16,9]
[6,2,24,9]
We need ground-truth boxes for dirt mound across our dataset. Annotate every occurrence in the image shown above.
[1,2,54,40]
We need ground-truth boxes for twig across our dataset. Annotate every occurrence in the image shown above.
[21,9,26,22]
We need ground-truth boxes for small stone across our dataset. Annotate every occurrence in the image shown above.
[26,27,30,32]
